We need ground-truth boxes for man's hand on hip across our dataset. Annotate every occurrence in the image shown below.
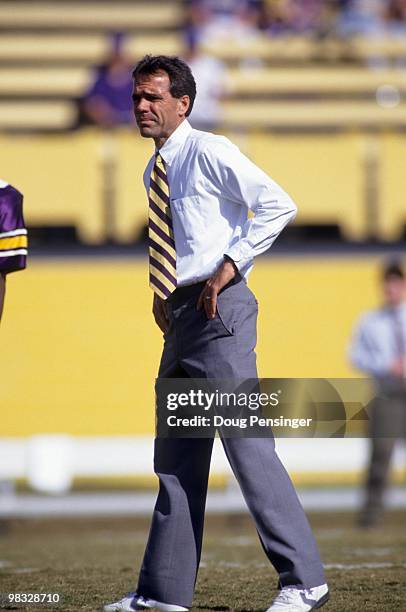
[197,259,237,320]
[153,293,169,334]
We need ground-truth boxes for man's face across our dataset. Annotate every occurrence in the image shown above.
[132,71,189,141]
[383,275,405,307]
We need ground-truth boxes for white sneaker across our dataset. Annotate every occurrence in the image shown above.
[136,595,188,611]
[266,583,329,611]
[103,592,139,612]
[103,592,189,612]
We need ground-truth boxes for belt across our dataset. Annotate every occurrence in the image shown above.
[167,273,243,304]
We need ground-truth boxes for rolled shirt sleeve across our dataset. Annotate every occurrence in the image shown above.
[200,138,297,271]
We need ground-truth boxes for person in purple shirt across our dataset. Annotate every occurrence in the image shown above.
[0,180,27,322]
[82,34,134,127]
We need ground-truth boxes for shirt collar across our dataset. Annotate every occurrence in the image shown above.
[384,302,406,316]
[156,119,192,165]
[0,179,8,188]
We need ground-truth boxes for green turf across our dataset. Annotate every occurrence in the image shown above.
[0,510,405,611]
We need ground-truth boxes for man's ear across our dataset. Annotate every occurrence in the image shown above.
[177,95,190,117]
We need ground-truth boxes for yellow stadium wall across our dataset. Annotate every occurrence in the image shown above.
[1,256,387,437]
[1,130,405,243]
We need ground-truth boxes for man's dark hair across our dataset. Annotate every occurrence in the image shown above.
[383,260,405,281]
[132,55,196,117]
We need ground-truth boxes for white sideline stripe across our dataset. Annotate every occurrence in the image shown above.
[351,547,393,556]
[0,228,27,238]
[8,568,39,574]
[191,561,406,570]
[0,560,12,568]
[0,248,27,257]
[324,562,406,570]
[1,488,406,518]
[1,436,406,480]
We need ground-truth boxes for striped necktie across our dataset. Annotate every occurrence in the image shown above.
[148,153,177,300]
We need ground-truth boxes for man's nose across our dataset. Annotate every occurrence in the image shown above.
[135,98,149,113]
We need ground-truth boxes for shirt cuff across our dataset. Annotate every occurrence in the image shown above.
[224,244,253,272]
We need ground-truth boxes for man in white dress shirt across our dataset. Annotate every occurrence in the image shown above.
[350,260,406,527]
[104,55,328,612]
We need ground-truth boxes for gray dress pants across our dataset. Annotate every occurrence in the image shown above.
[137,276,326,608]
[363,391,406,517]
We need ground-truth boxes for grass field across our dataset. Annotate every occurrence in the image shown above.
[0,511,405,611]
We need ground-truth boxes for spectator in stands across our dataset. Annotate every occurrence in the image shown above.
[82,33,134,128]
[185,0,264,69]
[185,0,405,39]
[349,260,406,528]
[258,0,339,38]
[386,0,406,34]
[182,34,228,130]
[336,0,387,37]
[184,0,262,46]
[257,0,292,35]
[275,0,325,34]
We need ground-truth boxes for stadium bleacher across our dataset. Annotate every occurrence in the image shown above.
[1,0,406,242]
[0,2,181,30]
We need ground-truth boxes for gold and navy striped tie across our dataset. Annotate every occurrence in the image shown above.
[148,153,177,300]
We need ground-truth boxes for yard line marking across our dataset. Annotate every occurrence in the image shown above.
[5,568,39,574]
[204,561,406,571]
[324,562,406,570]
[350,547,394,557]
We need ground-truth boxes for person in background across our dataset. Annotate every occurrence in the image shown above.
[82,33,134,128]
[386,0,406,36]
[182,34,228,130]
[257,0,339,37]
[335,0,387,37]
[349,261,406,527]
[0,180,27,322]
[266,0,326,34]
[184,0,262,47]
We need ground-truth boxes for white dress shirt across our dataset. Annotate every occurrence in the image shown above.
[143,119,297,286]
[349,302,406,382]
